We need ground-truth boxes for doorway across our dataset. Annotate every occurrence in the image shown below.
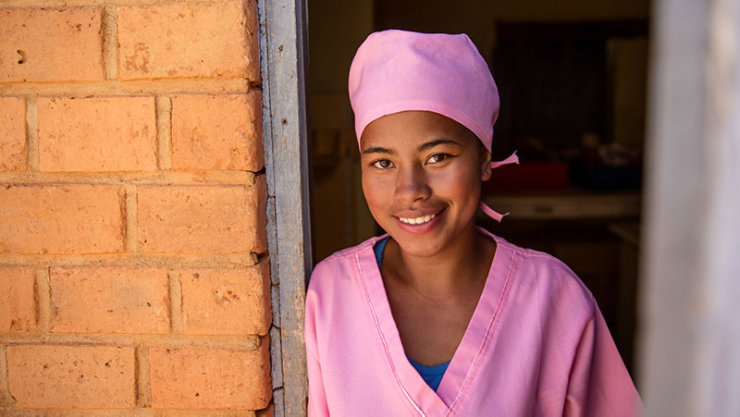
[307,0,651,376]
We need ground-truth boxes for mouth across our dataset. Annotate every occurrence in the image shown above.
[393,208,444,235]
[397,213,437,225]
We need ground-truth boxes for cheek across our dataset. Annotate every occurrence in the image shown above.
[431,164,482,198]
[361,172,388,213]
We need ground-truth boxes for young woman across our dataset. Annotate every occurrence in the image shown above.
[305,29,640,416]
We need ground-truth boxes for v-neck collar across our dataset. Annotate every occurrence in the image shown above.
[357,228,516,416]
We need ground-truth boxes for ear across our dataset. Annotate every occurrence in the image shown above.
[480,147,492,181]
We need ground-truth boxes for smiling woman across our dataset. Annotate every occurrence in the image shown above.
[304,29,640,416]
[359,111,497,370]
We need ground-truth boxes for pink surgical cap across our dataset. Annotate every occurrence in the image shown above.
[348,29,500,151]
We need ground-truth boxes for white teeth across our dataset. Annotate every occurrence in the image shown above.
[399,213,436,225]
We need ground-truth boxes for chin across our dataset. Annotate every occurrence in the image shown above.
[390,233,449,258]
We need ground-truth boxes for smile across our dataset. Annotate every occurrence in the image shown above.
[398,213,436,225]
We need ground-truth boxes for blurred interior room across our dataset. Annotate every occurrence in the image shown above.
[307,0,651,377]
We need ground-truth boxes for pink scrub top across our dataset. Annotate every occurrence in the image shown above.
[305,229,641,416]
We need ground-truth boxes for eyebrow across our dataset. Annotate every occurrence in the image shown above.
[362,138,462,155]
[362,146,394,155]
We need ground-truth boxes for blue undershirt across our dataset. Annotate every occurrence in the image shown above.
[373,237,450,391]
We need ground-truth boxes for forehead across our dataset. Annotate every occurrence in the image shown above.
[359,110,480,150]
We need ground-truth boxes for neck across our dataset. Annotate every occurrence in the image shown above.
[383,225,495,299]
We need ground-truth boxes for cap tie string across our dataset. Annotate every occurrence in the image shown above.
[479,151,519,222]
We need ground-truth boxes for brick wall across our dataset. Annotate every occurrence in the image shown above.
[0,0,273,415]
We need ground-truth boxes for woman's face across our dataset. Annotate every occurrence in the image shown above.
[360,110,491,258]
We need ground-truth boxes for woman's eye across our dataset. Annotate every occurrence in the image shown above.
[371,159,393,169]
[427,153,449,164]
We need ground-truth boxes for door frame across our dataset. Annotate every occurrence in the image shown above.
[258,0,312,415]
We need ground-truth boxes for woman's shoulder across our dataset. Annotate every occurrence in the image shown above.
[498,236,577,275]
[312,235,384,270]
[489,232,596,311]
[307,235,386,292]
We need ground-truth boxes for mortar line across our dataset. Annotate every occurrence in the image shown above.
[0,334,261,349]
[35,268,51,334]
[0,0,244,8]
[0,344,12,408]
[0,79,257,96]
[0,254,259,268]
[102,5,119,80]
[155,96,173,171]
[168,270,183,333]
[135,345,152,407]
[125,185,138,254]
[25,96,39,172]
[0,171,258,186]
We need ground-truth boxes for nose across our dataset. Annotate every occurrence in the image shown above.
[394,164,431,203]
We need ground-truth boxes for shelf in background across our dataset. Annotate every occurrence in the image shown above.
[483,192,641,220]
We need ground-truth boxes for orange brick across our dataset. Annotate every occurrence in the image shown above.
[149,344,271,410]
[0,268,36,333]
[0,8,104,82]
[137,179,266,255]
[0,97,26,171]
[38,97,157,172]
[50,267,169,334]
[180,261,270,336]
[0,185,124,255]
[117,1,258,80]
[6,345,135,408]
[171,93,264,171]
